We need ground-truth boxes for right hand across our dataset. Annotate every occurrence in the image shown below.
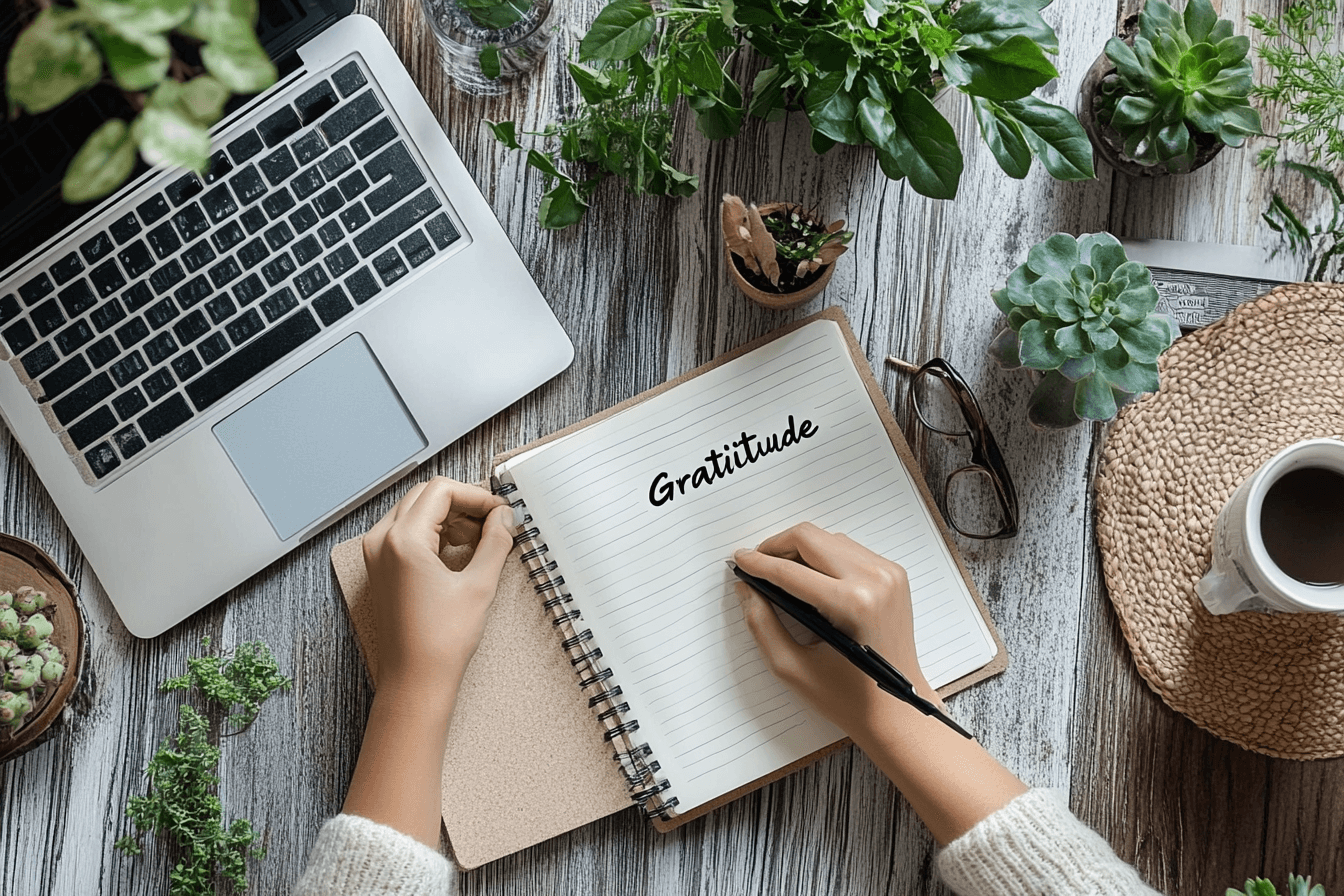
[734,522,936,739]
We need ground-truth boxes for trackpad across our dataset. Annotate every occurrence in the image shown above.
[214,334,426,540]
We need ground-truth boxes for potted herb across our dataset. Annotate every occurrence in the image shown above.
[1079,0,1261,177]
[1228,875,1325,896]
[419,0,553,90]
[987,232,1179,429]
[720,194,852,309]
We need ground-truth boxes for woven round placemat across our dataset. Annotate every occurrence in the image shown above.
[1096,282,1344,760]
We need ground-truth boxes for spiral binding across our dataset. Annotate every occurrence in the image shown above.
[492,475,679,820]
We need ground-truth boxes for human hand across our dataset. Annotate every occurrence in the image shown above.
[734,522,936,740]
[362,477,515,695]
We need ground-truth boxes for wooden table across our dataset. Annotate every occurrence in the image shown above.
[3,0,1342,892]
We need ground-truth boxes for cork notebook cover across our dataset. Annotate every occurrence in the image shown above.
[332,306,1007,865]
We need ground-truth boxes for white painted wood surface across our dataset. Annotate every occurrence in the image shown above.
[3,0,1341,893]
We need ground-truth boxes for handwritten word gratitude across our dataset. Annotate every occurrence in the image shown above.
[648,415,819,507]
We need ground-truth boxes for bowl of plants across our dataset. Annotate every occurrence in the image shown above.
[0,534,86,764]
[721,195,852,310]
[420,0,554,93]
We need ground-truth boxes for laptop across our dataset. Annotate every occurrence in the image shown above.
[0,0,574,637]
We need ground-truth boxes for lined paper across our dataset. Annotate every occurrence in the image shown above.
[499,320,997,814]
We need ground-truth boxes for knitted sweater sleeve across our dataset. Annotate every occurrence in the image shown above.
[293,814,454,895]
[936,788,1162,896]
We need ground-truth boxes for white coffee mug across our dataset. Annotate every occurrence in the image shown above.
[1196,438,1344,615]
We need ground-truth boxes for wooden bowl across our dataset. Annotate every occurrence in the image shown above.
[0,534,86,764]
[726,201,838,310]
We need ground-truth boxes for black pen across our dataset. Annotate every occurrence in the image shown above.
[727,560,974,739]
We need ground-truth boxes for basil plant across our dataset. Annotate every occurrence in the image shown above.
[988,232,1179,428]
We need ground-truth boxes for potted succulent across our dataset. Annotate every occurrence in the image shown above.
[720,194,853,310]
[1228,875,1325,896]
[988,232,1179,429]
[419,0,554,92]
[1079,0,1261,176]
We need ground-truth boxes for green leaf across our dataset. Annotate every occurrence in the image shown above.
[1029,277,1070,316]
[93,26,171,92]
[1114,315,1174,364]
[1052,321,1090,357]
[180,75,230,123]
[884,89,963,200]
[479,43,502,80]
[200,21,277,94]
[1105,38,1145,86]
[462,0,529,31]
[566,62,616,105]
[971,97,1032,179]
[1089,242,1127,281]
[136,84,213,171]
[811,130,837,155]
[680,42,723,94]
[1076,232,1121,265]
[63,118,138,203]
[1027,370,1082,428]
[952,0,1058,55]
[687,78,743,141]
[1027,233,1080,280]
[947,37,1059,102]
[486,119,521,149]
[579,0,656,62]
[1111,95,1159,128]
[1098,352,1159,394]
[1182,0,1217,44]
[1138,0,1182,45]
[999,96,1096,181]
[538,178,589,229]
[76,0,194,35]
[526,148,565,179]
[987,327,1022,368]
[804,71,863,145]
[991,288,1015,315]
[1017,318,1067,369]
[1074,372,1118,421]
[5,8,104,115]
[749,66,788,122]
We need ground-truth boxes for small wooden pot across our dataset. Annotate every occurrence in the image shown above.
[726,202,838,310]
[0,535,87,764]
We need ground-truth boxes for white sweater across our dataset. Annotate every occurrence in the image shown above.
[293,789,1161,895]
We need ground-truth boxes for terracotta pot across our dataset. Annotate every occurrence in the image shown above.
[725,202,839,310]
[0,535,88,764]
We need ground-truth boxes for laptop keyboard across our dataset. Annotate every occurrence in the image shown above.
[0,58,463,485]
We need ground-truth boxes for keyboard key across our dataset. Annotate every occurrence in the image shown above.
[365,144,426,216]
[313,186,345,217]
[174,276,212,310]
[292,167,324,199]
[228,130,264,164]
[21,343,59,378]
[344,267,380,305]
[339,202,371,232]
[111,424,146,458]
[147,222,181,259]
[318,147,354,180]
[399,229,434,268]
[373,248,407,286]
[137,194,170,225]
[231,166,268,205]
[239,206,269,235]
[203,150,233,183]
[233,274,266,306]
[262,253,296,286]
[69,406,118,449]
[326,245,357,277]
[293,235,322,266]
[109,212,141,244]
[237,238,271,270]
[58,280,96,317]
[351,118,397,160]
[138,393,194,442]
[289,204,318,234]
[165,173,203,206]
[114,388,149,421]
[354,188,441,258]
[204,294,236,325]
[197,332,230,364]
[318,220,343,248]
[181,239,216,273]
[149,260,186,295]
[313,285,353,325]
[53,373,114,425]
[171,350,202,381]
[258,105,301,147]
[211,221,246,253]
[51,252,84,284]
[18,273,54,306]
[332,61,367,97]
[320,90,382,145]
[88,259,126,298]
[144,332,177,365]
[172,204,209,242]
[260,286,298,322]
[84,442,120,479]
[293,264,329,299]
[260,146,298,186]
[115,316,151,349]
[174,311,211,345]
[295,80,339,124]
[185,308,321,411]
[292,130,328,165]
[145,299,180,332]
[3,321,37,354]
[122,282,154,312]
[262,186,296,218]
[208,257,242,290]
[80,232,114,264]
[0,294,19,326]
[200,184,238,223]
[110,351,147,387]
[142,368,174,402]
[226,308,265,345]
[264,222,295,250]
[39,356,89,399]
[118,240,155,278]
[54,319,94,355]
[32,298,65,335]
[87,335,120,368]
[338,170,369,200]
[90,299,126,333]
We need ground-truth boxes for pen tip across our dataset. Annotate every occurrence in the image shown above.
[724,560,737,571]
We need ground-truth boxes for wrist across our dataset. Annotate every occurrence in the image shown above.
[375,662,466,715]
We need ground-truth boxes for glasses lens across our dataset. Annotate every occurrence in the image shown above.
[945,467,1011,539]
[912,371,971,436]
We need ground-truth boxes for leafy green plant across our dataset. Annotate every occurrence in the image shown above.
[1095,0,1260,173]
[4,0,277,203]
[1263,161,1344,281]
[1250,0,1344,171]
[115,639,291,896]
[987,232,1179,427]
[491,0,1094,229]
[1228,874,1326,896]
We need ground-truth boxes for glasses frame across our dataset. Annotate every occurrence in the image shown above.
[889,357,1020,540]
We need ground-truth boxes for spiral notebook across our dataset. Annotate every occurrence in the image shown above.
[331,307,1007,868]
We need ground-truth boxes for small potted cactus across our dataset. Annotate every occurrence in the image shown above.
[1,588,65,732]
[1080,0,1261,176]
[1228,874,1325,896]
[721,194,853,310]
[988,232,1179,429]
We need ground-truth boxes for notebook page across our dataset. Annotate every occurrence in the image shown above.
[498,320,997,813]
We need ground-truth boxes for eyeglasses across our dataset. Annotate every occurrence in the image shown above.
[885,356,1019,540]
